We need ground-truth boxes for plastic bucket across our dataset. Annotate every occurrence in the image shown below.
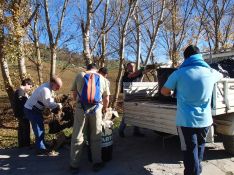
[86,127,113,162]
[101,127,113,162]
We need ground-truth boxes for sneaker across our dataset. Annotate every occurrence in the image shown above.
[119,131,125,138]
[92,162,105,172]
[69,166,79,174]
[36,149,59,156]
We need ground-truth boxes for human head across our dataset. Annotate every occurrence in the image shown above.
[98,67,108,78]
[21,78,33,91]
[50,76,62,91]
[86,63,98,71]
[183,45,200,59]
[126,62,135,73]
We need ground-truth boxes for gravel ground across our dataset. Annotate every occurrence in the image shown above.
[0,128,234,175]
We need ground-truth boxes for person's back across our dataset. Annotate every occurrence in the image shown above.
[72,71,109,100]
[14,88,28,118]
[161,45,223,175]
[25,82,56,111]
[174,65,222,127]
[70,63,110,173]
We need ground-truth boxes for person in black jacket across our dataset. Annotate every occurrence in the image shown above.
[14,78,33,147]
[119,62,149,137]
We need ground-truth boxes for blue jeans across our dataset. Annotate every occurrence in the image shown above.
[24,108,46,150]
[177,126,210,175]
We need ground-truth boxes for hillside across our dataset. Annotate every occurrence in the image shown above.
[0,59,120,148]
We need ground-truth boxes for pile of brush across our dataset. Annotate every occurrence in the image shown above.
[48,94,74,134]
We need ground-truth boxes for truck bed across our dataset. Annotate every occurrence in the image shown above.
[123,80,234,135]
[124,100,177,135]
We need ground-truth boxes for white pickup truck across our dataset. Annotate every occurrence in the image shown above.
[123,78,234,155]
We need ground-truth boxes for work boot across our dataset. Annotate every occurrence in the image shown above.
[69,166,79,174]
[36,149,50,155]
[119,130,125,138]
[92,162,105,172]
[133,132,145,137]
[133,127,145,137]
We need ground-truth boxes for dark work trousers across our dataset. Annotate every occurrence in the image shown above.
[177,126,210,175]
[18,118,30,147]
[118,117,141,134]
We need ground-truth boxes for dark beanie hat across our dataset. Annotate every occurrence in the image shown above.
[183,45,200,59]
[99,67,108,75]
[86,63,97,70]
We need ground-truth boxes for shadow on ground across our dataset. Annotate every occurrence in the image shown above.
[0,128,233,175]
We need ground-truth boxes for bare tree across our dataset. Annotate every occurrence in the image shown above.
[141,0,166,65]
[99,0,109,67]
[90,0,122,67]
[193,0,208,45]
[134,3,141,70]
[196,0,234,52]
[43,0,69,78]
[112,0,138,108]
[30,10,43,84]
[79,0,104,65]
[159,0,194,67]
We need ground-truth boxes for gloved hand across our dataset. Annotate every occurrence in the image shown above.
[140,66,145,71]
[102,120,114,128]
[51,103,62,114]
[57,103,63,109]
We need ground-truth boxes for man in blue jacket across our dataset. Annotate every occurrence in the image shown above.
[161,45,223,175]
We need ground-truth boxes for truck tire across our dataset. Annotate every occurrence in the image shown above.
[222,135,234,155]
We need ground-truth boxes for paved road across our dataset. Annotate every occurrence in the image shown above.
[0,129,234,175]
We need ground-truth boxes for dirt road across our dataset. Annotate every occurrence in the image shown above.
[0,128,234,175]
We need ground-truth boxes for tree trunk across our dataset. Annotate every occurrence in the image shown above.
[144,0,165,65]
[17,38,27,80]
[83,30,92,65]
[135,6,141,70]
[100,33,106,67]
[99,0,109,67]
[112,39,125,108]
[213,0,219,52]
[12,2,28,80]
[35,40,43,84]
[0,27,15,107]
[0,57,15,107]
[82,0,93,65]
[171,0,178,68]
[50,46,57,78]
[44,0,69,78]
[33,12,43,84]
[111,0,138,108]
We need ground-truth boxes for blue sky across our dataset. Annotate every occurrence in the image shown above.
[33,0,233,65]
